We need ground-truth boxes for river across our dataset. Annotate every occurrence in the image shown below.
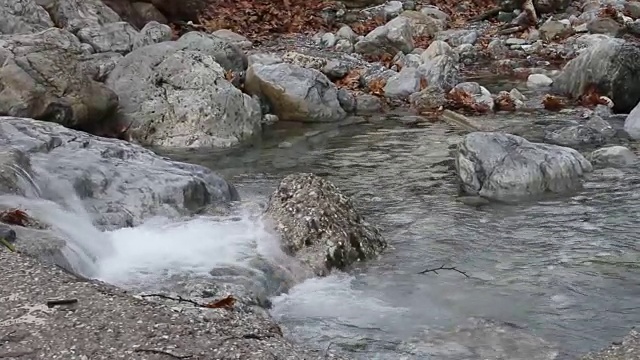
[161,113,640,359]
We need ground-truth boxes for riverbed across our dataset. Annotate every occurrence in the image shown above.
[162,113,640,359]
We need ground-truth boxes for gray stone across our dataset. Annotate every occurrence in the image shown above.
[0,117,238,228]
[419,5,449,22]
[394,10,445,38]
[544,125,607,147]
[421,40,458,62]
[320,32,337,48]
[337,89,356,113]
[409,85,446,111]
[527,73,554,88]
[175,31,247,73]
[585,115,616,138]
[383,0,403,19]
[355,17,414,56]
[106,42,261,148]
[625,1,640,19]
[0,28,118,130]
[539,19,572,41]
[552,39,640,113]
[587,17,624,36]
[452,82,494,110]
[0,0,54,35]
[456,132,593,201]
[76,21,139,54]
[322,60,349,80]
[436,29,478,46]
[356,94,383,114]
[133,21,172,49]
[418,54,460,90]
[265,173,387,276]
[245,63,346,123]
[589,146,637,168]
[211,29,252,50]
[384,67,422,99]
[623,100,640,139]
[47,0,121,33]
[79,51,123,82]
[336,25,358,42]
[580,329,640,360]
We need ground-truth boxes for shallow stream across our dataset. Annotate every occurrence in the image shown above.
[163,113,640,359]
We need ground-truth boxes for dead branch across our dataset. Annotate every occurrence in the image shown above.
[470,7,501,22]
[418,264,470,278]
[139,293,203,307]
[133,348,192,359]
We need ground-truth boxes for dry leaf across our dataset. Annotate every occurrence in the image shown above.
[578,83,610,108]
[368,78,386,97]
[446,88,490,114]
[204,295,236,310]
[419,78,428,90]
[494,91,516,112]
[542,94,566,111]
[0,209,29,227]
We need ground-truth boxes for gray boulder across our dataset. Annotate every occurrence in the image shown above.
[0,117,238,229]
[355,17,414,56]
[552,39,640,113]
[456,132,593,201]
[133,21,172,49]
[105,34,261,148]
[79,51,123,82]
[418,54,460,90]
[0,28,119,131]
[265,173,387,276]
[384,67,423,99]
[0,0,54,35]
[589,146,637,168]
[245,63,346,123]
[76,21,139,54]
[623,100,640,139]
[46,0,121,33]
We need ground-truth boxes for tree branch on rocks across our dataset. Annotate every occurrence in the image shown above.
[418,264,470,278]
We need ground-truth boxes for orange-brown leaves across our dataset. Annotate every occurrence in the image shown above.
[334,69,362,91]
[351,16,386,36]
[198,0,334,40]
[578,84,611,108]
[494,91,516,112]
[542,94,567,111]
[204,295,236,310]
[0,209,29,227]
[367,78,386,96]
[446,88,490,114]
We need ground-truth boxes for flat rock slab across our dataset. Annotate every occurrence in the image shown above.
[580,330,640,360]
[0,250,336,359]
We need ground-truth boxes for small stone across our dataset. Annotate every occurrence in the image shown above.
[526,73,554,88]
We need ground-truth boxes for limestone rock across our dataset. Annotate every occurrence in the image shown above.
[265,173,387,275]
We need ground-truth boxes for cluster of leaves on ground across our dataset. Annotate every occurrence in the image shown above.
[197,0,336,40]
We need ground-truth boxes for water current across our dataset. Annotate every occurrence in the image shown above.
[2,107,638,359]
[163,114,640,359]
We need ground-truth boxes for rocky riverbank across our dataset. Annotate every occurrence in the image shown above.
[1,0,640,358]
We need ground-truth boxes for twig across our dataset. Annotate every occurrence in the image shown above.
[133,348,192,359]
[46,298,78,308]
[139,294,203,307]
[418,264,470,278]
[471,7,501,22]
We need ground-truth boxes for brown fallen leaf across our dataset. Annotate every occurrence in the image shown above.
[542,94,566,111]
[204,295,236,310]
[445,88,490,114]
[494,91,516,112]
[419,77,428,90]
[368,77,386,97]
[578,83,610,108]
[0,209,29,227]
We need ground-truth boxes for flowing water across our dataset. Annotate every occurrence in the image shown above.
[163,115,640,359]
[3,110,639,359]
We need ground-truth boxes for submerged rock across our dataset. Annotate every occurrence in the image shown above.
[623,100,640,139]
[589,146,637,168]
[456,132,593,201]
[0,117,238,229]
[265,173,387,275]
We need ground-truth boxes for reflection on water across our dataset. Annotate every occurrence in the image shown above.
[161,116,640,359]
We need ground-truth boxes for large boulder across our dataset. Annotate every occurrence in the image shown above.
[0,0,55,35]
[245,63,346,123]
[552,39,640,113]
[0,28,119,132]
[76,21,139,54]
[44,0,121,33]
[265,173,387,276]
[105,32,260,148]
[456,132,593,201]
[0,117,238,229]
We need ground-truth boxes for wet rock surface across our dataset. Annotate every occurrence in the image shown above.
[0,117,237,229]
[456,132,593,201]
[265,173,387,275]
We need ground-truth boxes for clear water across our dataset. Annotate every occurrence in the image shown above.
[162,116,640,359]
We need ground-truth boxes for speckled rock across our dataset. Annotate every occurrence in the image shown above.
[265,173,387,276]
[580,329,640,360]
[589,146,637,168]
[0,249,339,360]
